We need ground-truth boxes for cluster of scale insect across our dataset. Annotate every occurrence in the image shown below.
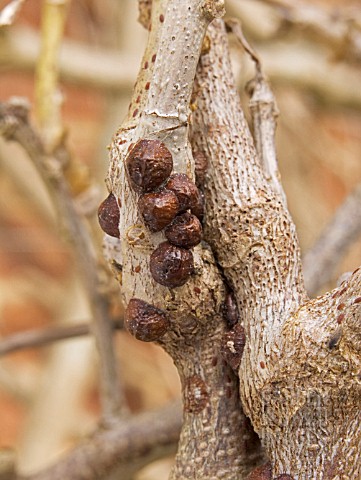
[98,139,204,342]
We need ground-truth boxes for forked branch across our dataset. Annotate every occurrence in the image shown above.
[0,99,125,424]
[103,1,262,478]
[191,17,361,480]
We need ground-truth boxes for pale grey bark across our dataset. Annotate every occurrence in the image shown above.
[1,0,360,479]
[192,19,361,480]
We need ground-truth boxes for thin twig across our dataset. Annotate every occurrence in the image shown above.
[227,18,287,205]
[2,26,361,109]
[0,99,126,424]
[229,0,361,63]
[35,0,70,150]
[22,401,181,480]
[303,183,361,296]
[0,320,123,356]
[226,18,263,77]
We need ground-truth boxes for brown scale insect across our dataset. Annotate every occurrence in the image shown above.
[126,139,173,193]
[165,212,202,248]
[97,193,120,238]
[150,241,194,288]
[165,173,202,218]
[183,374,209,413]
[220,324,246,371]
[125,298,170,342]
[275,475,294,480]
[138,190,179,232]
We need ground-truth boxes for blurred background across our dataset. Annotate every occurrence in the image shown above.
[0,0,360,478]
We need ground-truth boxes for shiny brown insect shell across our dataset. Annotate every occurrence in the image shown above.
[138,190,179,232]
[165,173,202,216]
[150,241,194,288]
[97,193,120,238]
[125,139,173,193]
[125,298,170,342]
[165,212,202,248]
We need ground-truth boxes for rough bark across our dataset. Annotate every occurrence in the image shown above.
[191,18,361,480]
[103,0,361,478]
[105,1,262,478]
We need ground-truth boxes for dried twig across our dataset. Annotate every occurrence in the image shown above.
[264,0,361,62]
[0,99,125,424]
[2,26,361,109]
[35,0,70,149]
[303,183,361,296]
[229,0,361,63]
[227,18,286,205]
[0,320,123,356]
[22,401,181,480]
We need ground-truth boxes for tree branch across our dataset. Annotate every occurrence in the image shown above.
[0,26,136,92]
[35,0,70,150]
[0,320,123,357]
[226,18,287,206]
[303,182,361,296]
[264,0,361,63]
[104,1,262,478]
[191,17,361,479]
[0,99,125,424]
[229,0,361,64]
[2,26,361,109]
[21,401,181,480]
